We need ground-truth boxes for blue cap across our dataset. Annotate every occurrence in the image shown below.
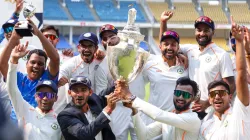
[78,32,98,46]
[2,19,18,30]
[69,76,92,90]
[36,80,58,93]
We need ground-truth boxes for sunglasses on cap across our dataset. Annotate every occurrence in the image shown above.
[100,24,116,32]
[70,76,91,88]
[36,92,57,99]
[209,90,229,98]
[4,27,14,34]
[174,90,193,99]
[44,34,58,41]
[231,38,236,45]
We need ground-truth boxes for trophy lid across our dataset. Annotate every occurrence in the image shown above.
[118,8,145,43]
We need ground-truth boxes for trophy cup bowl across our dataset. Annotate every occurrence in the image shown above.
[15,3,36,37]
[106,8,150,102]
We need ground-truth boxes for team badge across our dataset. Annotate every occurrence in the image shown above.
[177,68,184,74]
[84,33,91,37]
[51,123,59,130]
[205,56,212,63]
[22,55,28,61]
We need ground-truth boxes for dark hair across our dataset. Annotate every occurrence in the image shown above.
[27,49,48,64]
[175,77,199,96]
[207,80,231,94]
[40,25,59,37]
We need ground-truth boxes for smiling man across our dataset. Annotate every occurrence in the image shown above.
[199,18,250,140]
[159,13,235,114]
[141,30,188,125]
[6,44,62,140]
[57,76,117,140]
[0,19,60,108]
[58,32,101,90]
[115,77,201,140]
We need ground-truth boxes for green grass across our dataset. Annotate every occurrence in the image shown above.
[128,83,150,140]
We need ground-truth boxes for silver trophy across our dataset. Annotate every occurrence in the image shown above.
[107,8,149,94]
[15,2,36,37]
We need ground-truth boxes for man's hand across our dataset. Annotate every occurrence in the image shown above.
[177,54,188,69]
[160,11,173,23]
[11,23,23,40]
[15,0,24,14]
[27,18,40,36]
[58,76,68,87]
[104,92,120,115]
[95,50,106,61]
[243,26,250,54]
[11,41,29,64]
[231,16,244,42]
[62,49,74,57]
[114,79,131,100]
[192,100,210,112]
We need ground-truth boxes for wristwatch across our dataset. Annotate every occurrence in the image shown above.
[128,95,136,103]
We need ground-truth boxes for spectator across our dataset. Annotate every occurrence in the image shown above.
[57,76,117,140]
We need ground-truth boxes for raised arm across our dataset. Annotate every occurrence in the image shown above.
[7,44,31,118]
[159,11,173,42]
[0,0,23,43]
[231,16,249,106]
[133,113,162,140]
[0,25,22,79]
[243,27,250,77]
[27,19,60,77]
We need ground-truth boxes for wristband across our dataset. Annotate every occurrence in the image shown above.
[14,12,20,17]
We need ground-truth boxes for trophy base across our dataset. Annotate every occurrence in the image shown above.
[15,28,33,37]
[15,21,33,37]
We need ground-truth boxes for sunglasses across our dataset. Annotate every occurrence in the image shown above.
[4,27,14,34]
[174,90,193,99]
[70,77,91,88]
[36,92,56,99]
[44,34,58,41]
[209,90,228,98]
[231,38,236,45]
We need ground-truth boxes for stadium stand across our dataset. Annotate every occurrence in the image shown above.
[148,2,199,24]
[228,3,250,24]
[43,0,68,20]
[65,0,95,21]
[57,35,72,49]
[93,0,146,22]
[201,3,228,24]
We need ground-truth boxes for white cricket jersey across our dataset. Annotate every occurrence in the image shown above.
[0,73,11,118]
[180,43,234,100]
[142,54,188,124]
[59,55,102,91]
[7,63,62,140]
[132,97,201,140]
[231,54,250,92]
[199,96,250,140]
[94,56,145,139]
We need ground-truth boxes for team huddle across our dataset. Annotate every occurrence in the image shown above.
[0,0,249,140]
